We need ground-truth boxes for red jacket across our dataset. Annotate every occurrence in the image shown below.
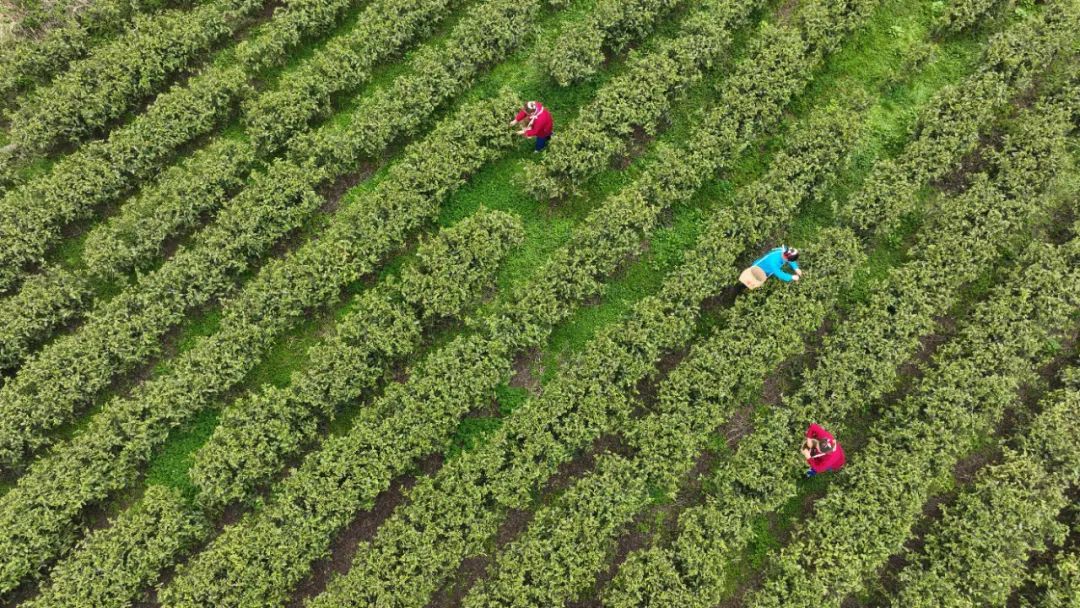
[515,104,553,138]
[805,423,845,473]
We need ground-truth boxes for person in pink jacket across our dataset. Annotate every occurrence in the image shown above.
[510,101,553,152]
[801,423,846,477]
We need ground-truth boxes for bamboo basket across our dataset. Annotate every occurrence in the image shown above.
[738,266,768,290]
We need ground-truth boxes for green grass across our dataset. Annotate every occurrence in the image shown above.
[143,408,221,498]
[135,0,647,494]
[5,0,1050,596]
[143,0,994,498]
[707,4,1059,595]
[540,0,992,371]
[516,0,1012,591]
[730,166,1080,602]
[136,0,778,494]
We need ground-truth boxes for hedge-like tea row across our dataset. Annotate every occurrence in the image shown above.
[0,0,539,363]
[0,267,90,371]
[604,91,1076,607]
[81,137,257,279]
[244,0,470,152]
[462,231,862,608]
[0,0,490,359]
[8,0,267,153]
[837,0,1077,234]
[544,0,685,85]
[0,94,515,598]
[528,0,761,200]
[935,0,1005,33]
[307,99,863,608]
[0,138,254,372]
[165,2,876,602]
[162,131,676,606]
[0,0,535,468]
[21,210,516,608]
[285,0,541,169]
[0,0,192,103]
[745,235,1080,608]
[23,485,207,608]
[1024,549,1080,608]
[0,161,325,469]
[190,209,524,509]
[889,381,1080,607]
[0,0,362,292]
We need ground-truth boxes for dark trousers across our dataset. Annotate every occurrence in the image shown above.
[534,135,550,152]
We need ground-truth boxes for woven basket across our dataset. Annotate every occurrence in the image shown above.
[738,266,768,290]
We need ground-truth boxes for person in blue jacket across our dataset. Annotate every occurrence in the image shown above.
[734,245,802,295]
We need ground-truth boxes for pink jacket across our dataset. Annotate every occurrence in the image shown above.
[514,104,553,138]
[805,423,846,473]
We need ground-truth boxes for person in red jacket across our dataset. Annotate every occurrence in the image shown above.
[510,101,553,152]
[801,423,845,477]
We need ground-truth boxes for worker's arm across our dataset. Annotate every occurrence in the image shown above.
[510,110,527,125]
[773,268,795,282]
[789,260,801,275]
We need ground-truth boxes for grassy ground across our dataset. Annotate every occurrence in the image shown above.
[1,0,1068,602]
[136,0,701,494]
[140,0,997,500]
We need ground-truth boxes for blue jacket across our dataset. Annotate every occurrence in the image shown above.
[753,247,800,282]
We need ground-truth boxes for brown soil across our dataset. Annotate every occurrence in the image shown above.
[634,346,690,411]
[700,282,742,317]
[952,446,998,485]
[427,554,491,608]
[566,509,653,608]
[542,434,628,500]
[508,348,543,396]
[286,452,444,607]
[871,446,1001,602]
[573,436,731,606]
[2,488,149,608]
[777,0,800,23]
[614,126,655,170]
[759,368,786,408]
[722,405,756,452]
[916,317,954,363]
[716,569,766,608]
[83,295,230,420]
[224,0,285,47]
[1008,498,1080,607]
[142,503,251,606]
[427,436,628,606]
[1044,201,1079,245]
[262,165,375,267]
[714,485,830,607]
[390,358,411,385]
[874,319,956,414]
[931,129,1002,196]
[0,577,40,608]
[426,506,536,608]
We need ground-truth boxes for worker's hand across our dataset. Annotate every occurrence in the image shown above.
[792,274,800,282]
[795,268,803,277]
[518,129,528,136]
